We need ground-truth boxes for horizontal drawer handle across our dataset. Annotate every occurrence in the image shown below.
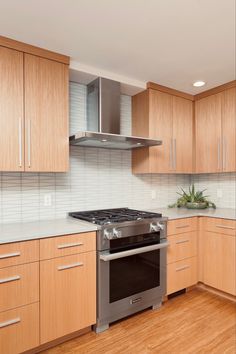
[0,317,21,329]
[176,225,190,229]
[0,252,21,260]
[215,225,235,230]
[0,275,21,284]
[57,262,84,271]
[176,265,190,272]
[57,242,84,249]
[176,239,190,244]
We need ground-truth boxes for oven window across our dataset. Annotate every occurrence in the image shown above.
[109,249,160,303]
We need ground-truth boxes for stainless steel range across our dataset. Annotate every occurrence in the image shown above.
[69,208,168,333]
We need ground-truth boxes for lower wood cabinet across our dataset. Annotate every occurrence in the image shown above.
[40,251,96,344]
[0,303,39,354]
[203,231,236,295]
[167,257,197,295]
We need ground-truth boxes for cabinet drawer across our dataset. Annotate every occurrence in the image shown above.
[167,231,197,264]
[40,252,96,343]
[167,257,197,295]
[0,262,39,312]
[40,232,96,260]
[0,240,39,269]
[167,217,197,236]
[0,303,39,354]
[204,217,236,236]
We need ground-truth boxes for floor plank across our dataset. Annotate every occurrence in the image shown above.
[41,288,236,354]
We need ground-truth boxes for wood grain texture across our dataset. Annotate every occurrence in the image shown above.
[40,232,96,260]
[147,81,194,101]
[204,217,236,236]
[194,80,236,100]
[222,87,236,172]
[40,288,236,354]
[0,240,39,269]
[0,303,39,354]
[167,256,197,295]
[167,217,198,236]
[172,96,193,173]
[0,262,39,312]
[167,231,197,264]
[0,46,24,171]
[195,93,222,173]
[40,252,96,344]
[24,54,69,172]
[203,231,236,295]
[0,35,69,64]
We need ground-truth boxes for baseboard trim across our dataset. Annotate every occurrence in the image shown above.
[197,283,236,302]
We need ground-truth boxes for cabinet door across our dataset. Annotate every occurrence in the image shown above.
[24,54,69,172]
[195,93,222,173]
[0,46,24,171]
[222,87,236,172]
[173,96,193,173]
[204,232,236,295]
[149,90,173,173]
[40,252,96,344]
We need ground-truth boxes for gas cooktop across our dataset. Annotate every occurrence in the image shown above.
[69,208,162,226]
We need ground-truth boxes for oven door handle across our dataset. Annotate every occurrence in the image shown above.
[100,242,169,262]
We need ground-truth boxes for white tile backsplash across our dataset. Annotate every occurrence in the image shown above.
[0,83,235,224]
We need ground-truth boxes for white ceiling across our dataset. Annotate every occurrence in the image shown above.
[0,0,235,94]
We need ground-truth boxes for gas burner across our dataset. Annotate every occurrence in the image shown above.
[69,208,162,226]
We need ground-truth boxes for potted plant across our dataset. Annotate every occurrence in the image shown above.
[168,185,216,209]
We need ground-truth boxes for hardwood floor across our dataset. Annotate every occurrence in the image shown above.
[41,288,236,354]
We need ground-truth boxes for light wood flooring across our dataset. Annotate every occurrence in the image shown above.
[42,288,236,354]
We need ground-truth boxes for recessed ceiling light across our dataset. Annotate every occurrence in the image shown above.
[193,81,206,87]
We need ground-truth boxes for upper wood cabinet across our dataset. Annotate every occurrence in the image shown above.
[0,47,24,171]
[0,36,69,172]
[24,54,69,172]
[195,87,236,173]
[132,89,193,174]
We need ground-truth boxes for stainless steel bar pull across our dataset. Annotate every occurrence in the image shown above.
[100,242,169,262]
[0,317,21,328]
[170,139,173,170]
[173,138,176,170]
[57,242,84,249]
[176,265,190,272]
[18,118,23,167]
[0,252,21,260]
[217,138,221,170]
[176,239,190,244]
[176,225,190,229]
[216,225,235,230]
[27,119,31,168]
[0,275,21,284]
[57,262,84,271]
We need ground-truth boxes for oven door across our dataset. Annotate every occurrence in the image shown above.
[97,235,168,326]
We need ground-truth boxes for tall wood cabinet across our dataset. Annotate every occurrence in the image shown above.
[0,36,69,172]
[195,87,236,173]
[132,88,193,174]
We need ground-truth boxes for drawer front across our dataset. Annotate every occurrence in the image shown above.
[40,252,96,343]
[0,240,39,269]
[167,231,197,264]
[204,217,236,236]
[40,232,96,260]
[168,217,198,236]
[167,257,197,295]
[0,262,39,312]
[0,303,39,354]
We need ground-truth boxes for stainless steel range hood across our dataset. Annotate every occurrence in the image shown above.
[69,77,162,150]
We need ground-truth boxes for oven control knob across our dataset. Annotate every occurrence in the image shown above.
[104,229,114,240]
[157,222,164,231]
[150,222,159,232]
[113,228,122,238]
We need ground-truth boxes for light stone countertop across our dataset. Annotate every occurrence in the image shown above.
[148,207,236,220]
[0,217,99,244]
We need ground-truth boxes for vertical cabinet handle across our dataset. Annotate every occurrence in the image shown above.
[18,118,23,168]
[217,138,221,170]
[173,138,176,170]
[27,119,31,168]
[170,139,173,170]
[222,137,226,171]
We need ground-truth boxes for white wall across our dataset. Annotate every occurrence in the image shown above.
[0,83,234,224]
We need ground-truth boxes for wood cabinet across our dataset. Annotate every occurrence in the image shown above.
[195,87,236,173]
[0,46,24,171]
[132,88,193,174]
[167,218,198,295]
[40,252,96,343]
[201,217,236,296]
[0,36,69,172]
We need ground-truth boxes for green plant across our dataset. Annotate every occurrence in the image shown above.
[168,185,216,209]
